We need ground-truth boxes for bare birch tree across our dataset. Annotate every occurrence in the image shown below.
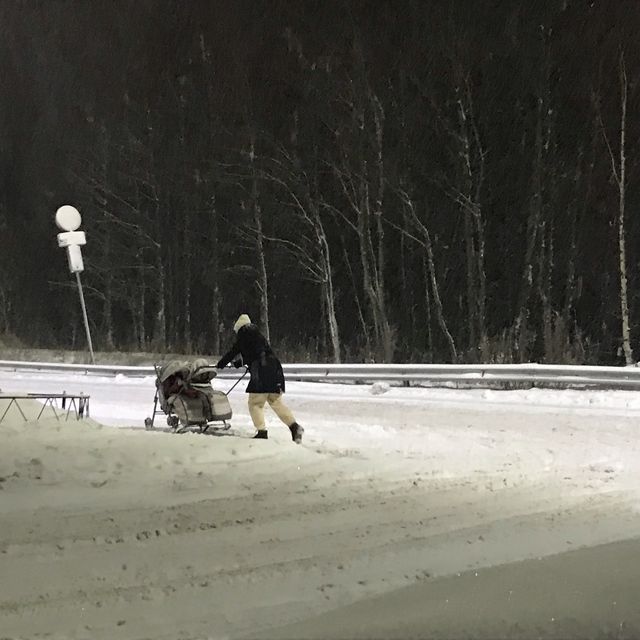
[235,135,271,341]
[512,29,555,361]
[598,51,634,364]
[262,145,342,362]
[392,188,458,362]
[449,72,488,358]
[417,62,487,359]
[329,50,395,361]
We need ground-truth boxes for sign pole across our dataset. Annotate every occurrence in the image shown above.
[55,205,95,365]
[75,271,95,364]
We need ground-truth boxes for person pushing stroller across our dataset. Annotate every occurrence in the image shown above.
[216,314,303,443]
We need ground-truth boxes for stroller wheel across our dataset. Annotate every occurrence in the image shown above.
[167,415,179,429]
[144,417,153,430]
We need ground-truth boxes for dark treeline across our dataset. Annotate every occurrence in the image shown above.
[1,0,639,364]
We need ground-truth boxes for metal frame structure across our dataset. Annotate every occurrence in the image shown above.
[0,393,90,424]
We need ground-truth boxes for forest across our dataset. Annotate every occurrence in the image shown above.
[1,0,639,365]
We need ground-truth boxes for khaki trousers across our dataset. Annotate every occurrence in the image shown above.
[248,392,295,430]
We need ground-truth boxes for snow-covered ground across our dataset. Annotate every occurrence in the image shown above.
[1,369,639,639]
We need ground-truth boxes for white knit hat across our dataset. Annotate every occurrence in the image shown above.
[233,314,251,333]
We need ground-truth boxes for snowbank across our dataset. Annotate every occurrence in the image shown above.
[1,380,640,638]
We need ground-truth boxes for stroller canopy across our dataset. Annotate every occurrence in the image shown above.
[158,358,217,384]
[158,360,192,383]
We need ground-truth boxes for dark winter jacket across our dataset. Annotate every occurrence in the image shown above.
[216,323,286,393]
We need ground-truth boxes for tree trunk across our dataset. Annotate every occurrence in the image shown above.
[454,83,487,358]
[102,229,115,350]
[252,177,270,342]
[0,281,10,334]
[371,94,393,362]
[401,190,457,362]
[563,145,584,328]
[473,205,488,356]
[341,239,370,359]
[182,211,192,351]
[423,255,433,362]
[537,222,554,360]
[463,210,477,352]
[154,256,167,350]
[211,196,222,354]
[599,53,634,364]
[513,92,544,361]
[207,192,221,356]
[617,55,633,365]
[137,251,146,349]
[320,227,341,363]
[354,162,392,362]
[200,32,223,356]
[128,297,139,348]
[421,207,457,363]
[399,204,414,352]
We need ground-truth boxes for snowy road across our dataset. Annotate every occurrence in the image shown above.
[1,369,640,638]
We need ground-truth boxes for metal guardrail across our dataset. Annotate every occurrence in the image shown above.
[1,359,640,390]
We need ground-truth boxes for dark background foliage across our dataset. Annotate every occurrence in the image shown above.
[1,0,638,364]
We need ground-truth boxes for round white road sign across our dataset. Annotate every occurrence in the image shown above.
[55,205,82,231]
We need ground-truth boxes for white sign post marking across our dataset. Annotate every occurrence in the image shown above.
[55,205,95,364]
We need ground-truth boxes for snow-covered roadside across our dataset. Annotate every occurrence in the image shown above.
[1,372,640,638]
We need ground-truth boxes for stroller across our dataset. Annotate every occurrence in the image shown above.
[145,358,233,433]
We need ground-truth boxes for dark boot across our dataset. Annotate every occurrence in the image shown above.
[289,422,304,444]
[253,429,268,439]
